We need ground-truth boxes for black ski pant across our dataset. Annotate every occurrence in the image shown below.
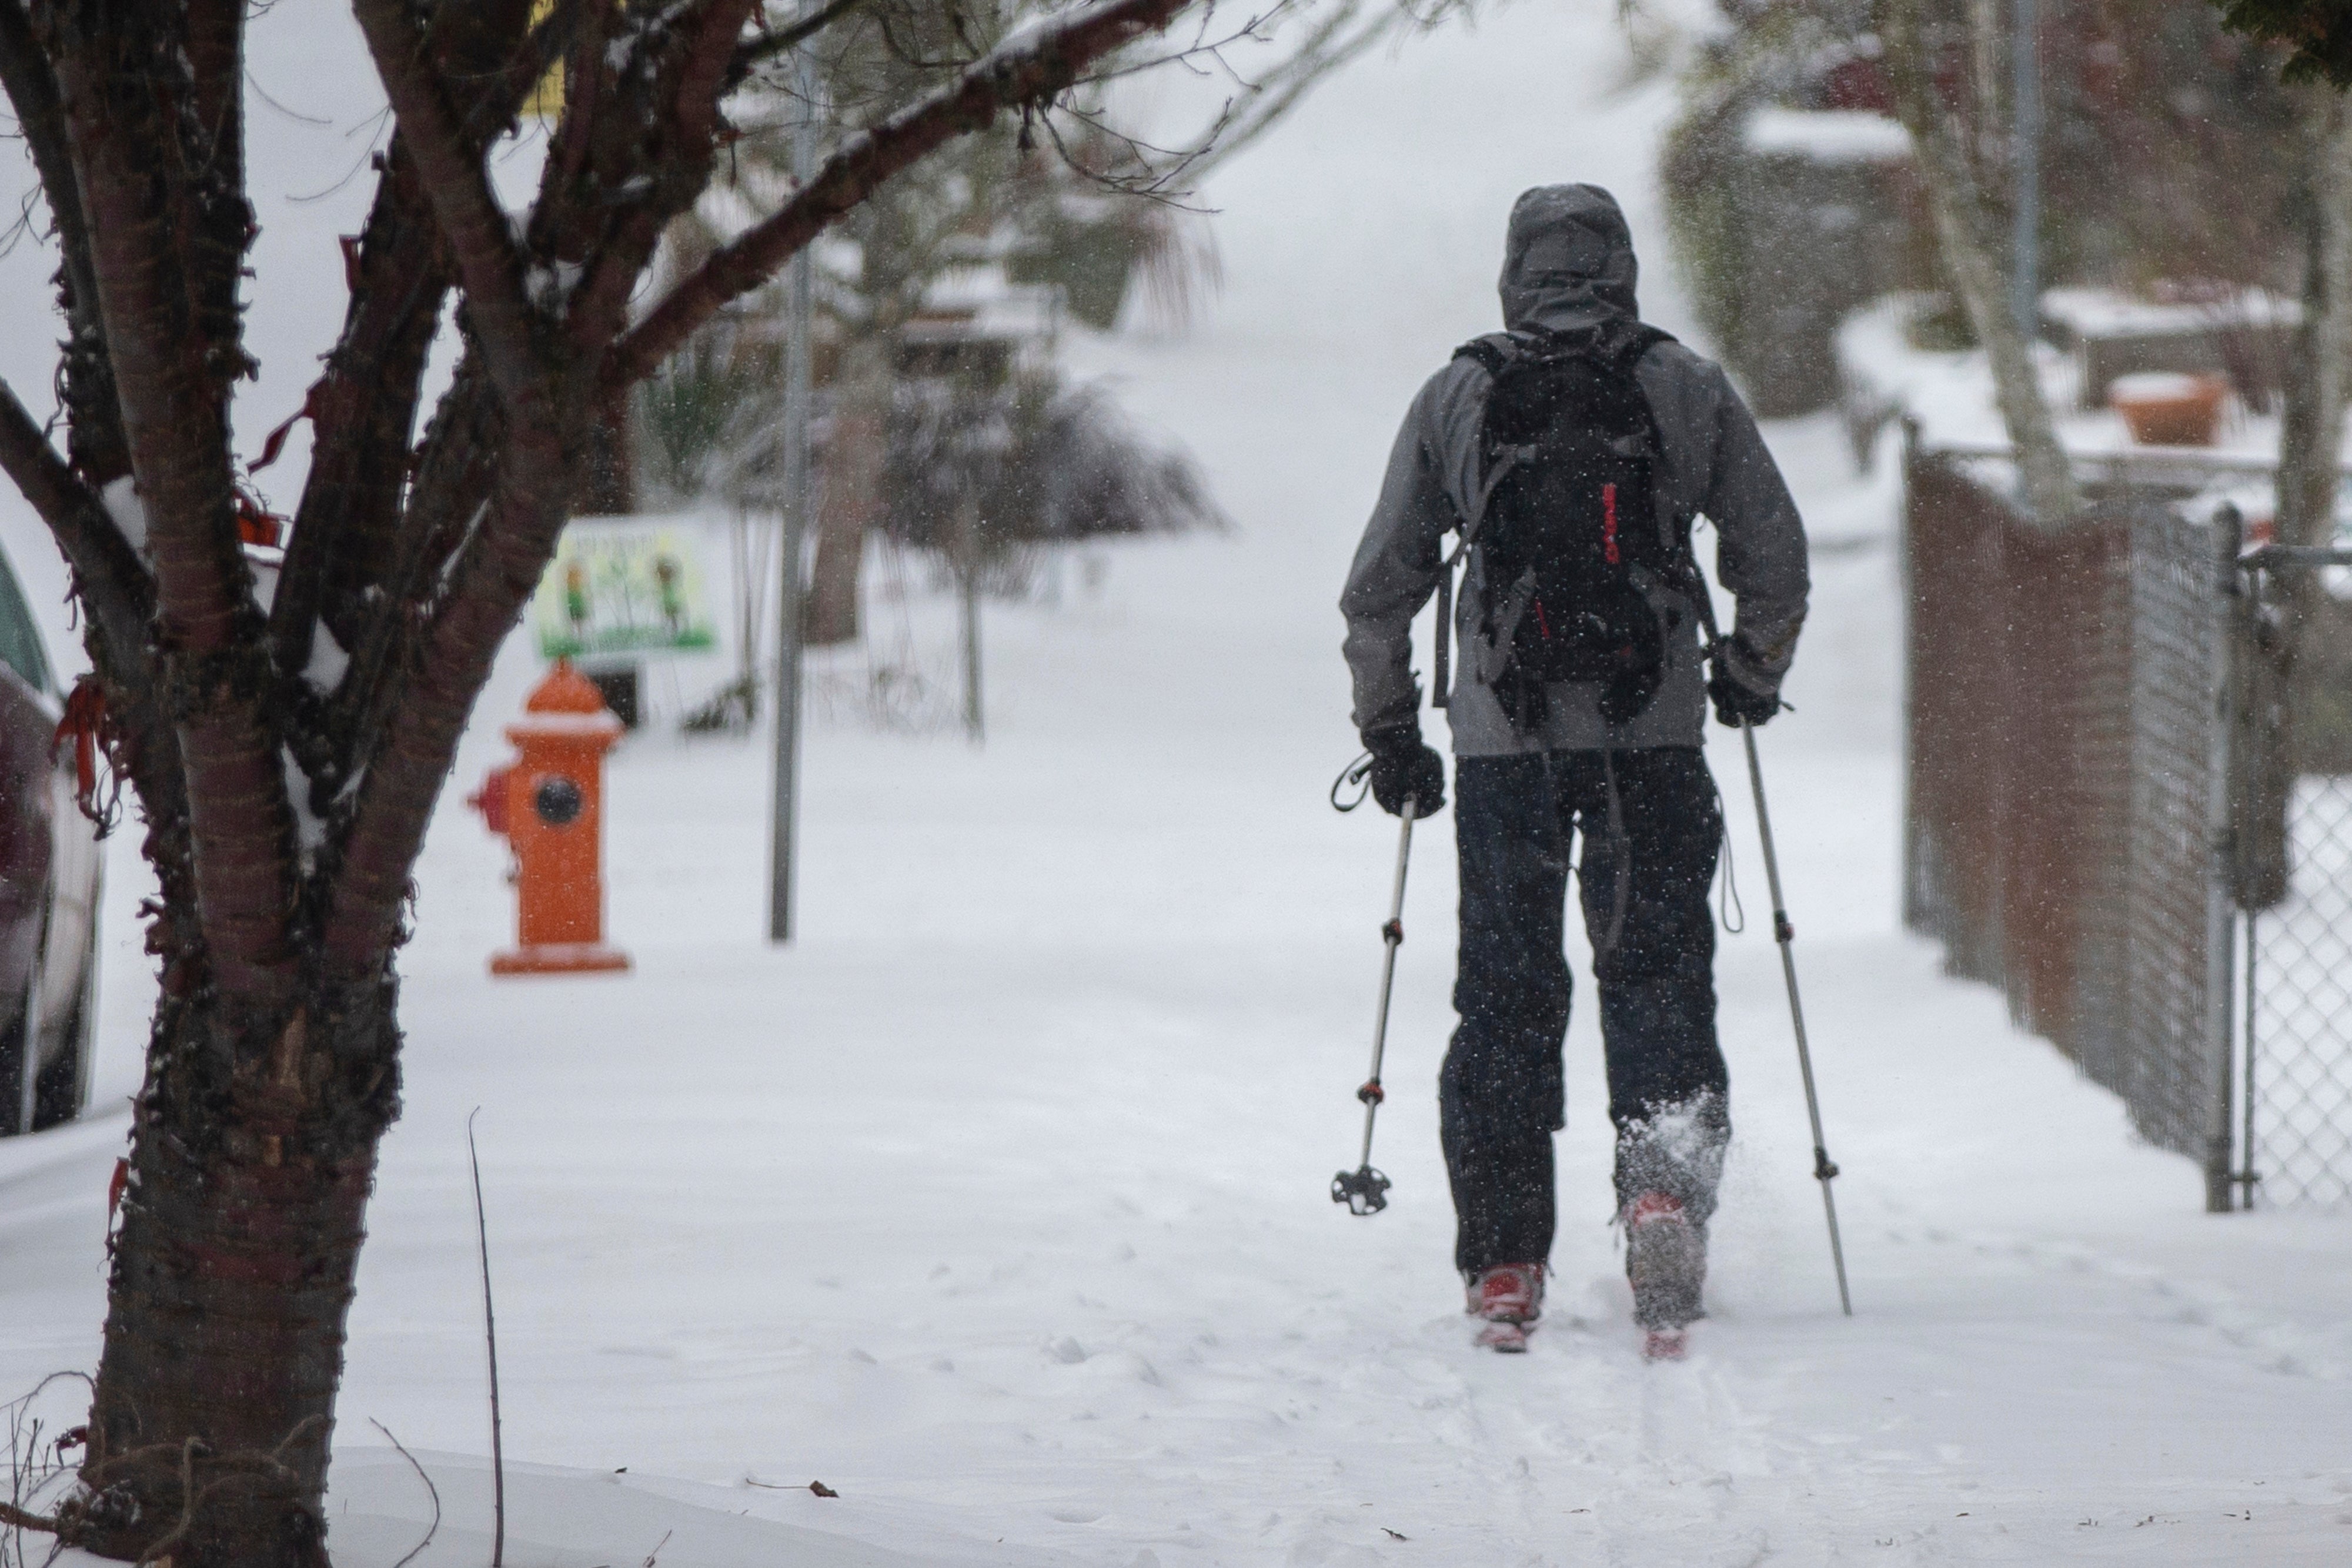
[1441,746,1730,1279]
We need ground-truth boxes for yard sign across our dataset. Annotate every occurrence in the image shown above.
[533,519,718,660]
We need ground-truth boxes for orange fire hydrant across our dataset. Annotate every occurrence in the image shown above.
[468,660,630,977]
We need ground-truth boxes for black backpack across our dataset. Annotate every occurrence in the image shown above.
[1446,321,1682,733]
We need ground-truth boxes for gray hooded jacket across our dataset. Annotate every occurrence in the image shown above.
[1341,184,1808,755]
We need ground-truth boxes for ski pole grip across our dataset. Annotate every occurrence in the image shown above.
[1357,1079,1385,1106]
[1381,918,1403,945]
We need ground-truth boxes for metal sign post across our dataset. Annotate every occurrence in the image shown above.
[958,496,983,744]
[767,52,818,945]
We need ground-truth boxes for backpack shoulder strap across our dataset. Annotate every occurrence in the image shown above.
[1603,320,1676,374]
[1451,332,1529,379]
[1592,322,1674,452]
[1596,323,1699,571]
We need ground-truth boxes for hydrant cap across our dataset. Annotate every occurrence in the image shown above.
[527,658,612,717]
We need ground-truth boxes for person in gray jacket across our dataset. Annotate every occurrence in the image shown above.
[1339,183,1808,1355]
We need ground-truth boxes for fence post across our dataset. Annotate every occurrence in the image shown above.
[2238,908,2259,1206]
[2202,507,2243,1212]
[1898,419,1921,932]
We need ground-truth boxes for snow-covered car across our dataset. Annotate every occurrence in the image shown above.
[0,531,100,1135]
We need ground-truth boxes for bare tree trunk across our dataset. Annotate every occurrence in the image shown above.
[1966,0,2002,178]
[1882,0,2079,524]
[69,983,396,1568]
[2239,93,2352,907]
[805,337,887,647]
[2277,96,2352,555]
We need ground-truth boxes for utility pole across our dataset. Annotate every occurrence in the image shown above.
[2012,0,2041,343]
[767,51,818,944]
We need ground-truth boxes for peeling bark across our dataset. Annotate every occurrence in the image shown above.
[74,985,397,1568]
[45,1,295,997]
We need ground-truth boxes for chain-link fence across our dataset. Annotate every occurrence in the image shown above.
[2239,552,2352,1209]
[2244,779,2352,1206]
[1900,448,2136,1071]
[1902,439,2250,1208]
[1905,437,2352,1209]
[2118,504,2238,1203]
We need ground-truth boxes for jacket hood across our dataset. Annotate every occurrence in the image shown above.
[1498,183,1638,335]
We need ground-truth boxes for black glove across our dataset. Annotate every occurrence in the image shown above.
[1707,641,1785,728]
[1362,725,1446,817]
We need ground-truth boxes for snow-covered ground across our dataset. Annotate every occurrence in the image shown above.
[5,4,2352,1566]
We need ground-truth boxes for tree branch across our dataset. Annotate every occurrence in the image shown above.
[0,378,148,666]
[1160,0,1421,186]
[316,355,502,825]
[559,0,762,357]
[539,0,614,243]
[606,0,1197,390]
[0,0,96,336]
[0,375,198,968]
[269,145,450,683]
[320,429,569,972]
[181,0,250,375]
[280,0,574,803]
[0,0,128,484]
[469,0,590,146]
[276,0,552,683]
[49,6,298,997]
[734,0,866,72]
[48,10,248,649]
[351,0,553,422]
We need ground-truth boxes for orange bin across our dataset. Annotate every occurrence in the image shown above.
[2110,373,2226,447]
[469,661,630,977]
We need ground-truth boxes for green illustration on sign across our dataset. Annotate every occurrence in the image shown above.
[534,521,717,660]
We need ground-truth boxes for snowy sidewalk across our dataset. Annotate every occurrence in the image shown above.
[4,5,2351,1566]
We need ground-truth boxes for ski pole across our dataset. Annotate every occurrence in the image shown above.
[1682,574,1853,1314]
[1736,718,1853,1315]
[1332,796,1416,1215]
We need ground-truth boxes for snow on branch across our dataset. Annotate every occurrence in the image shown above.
[0,376,153,666]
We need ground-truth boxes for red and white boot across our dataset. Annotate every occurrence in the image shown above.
[1624,1192,1705,1361]
[1465,1262,1545,1352]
